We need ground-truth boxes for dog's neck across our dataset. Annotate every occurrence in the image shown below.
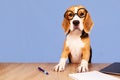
[80,30,89,38]
[66,29,89,38]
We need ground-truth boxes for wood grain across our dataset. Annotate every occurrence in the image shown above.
[0,63,119,80]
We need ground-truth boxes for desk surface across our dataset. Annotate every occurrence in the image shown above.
[0,63,120,80]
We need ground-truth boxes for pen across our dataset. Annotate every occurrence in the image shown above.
[38,67,49,75]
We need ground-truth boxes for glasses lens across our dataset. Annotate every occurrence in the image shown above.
[77,8,87,18]
[64,11,74,20]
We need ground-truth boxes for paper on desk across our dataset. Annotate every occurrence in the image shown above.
[69,71,120,80]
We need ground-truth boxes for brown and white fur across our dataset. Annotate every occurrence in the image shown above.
[54,5,94,72]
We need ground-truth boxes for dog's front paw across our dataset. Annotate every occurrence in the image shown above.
[77,59,88,72]
[54,63,65,72]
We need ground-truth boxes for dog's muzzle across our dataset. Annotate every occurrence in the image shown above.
[73,20,80,30]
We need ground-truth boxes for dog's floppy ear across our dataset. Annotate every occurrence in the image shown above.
[62,18,70,34]
[83,12,94,33]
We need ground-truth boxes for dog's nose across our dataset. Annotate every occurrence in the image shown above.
[73,20,80,26]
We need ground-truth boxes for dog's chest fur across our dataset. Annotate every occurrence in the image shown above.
[66,30,84,63]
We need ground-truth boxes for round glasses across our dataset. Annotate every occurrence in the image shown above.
[64,8,88,20]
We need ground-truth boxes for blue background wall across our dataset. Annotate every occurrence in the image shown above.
[0,0,120,63]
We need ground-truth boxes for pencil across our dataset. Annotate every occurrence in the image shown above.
[38,67,49,75]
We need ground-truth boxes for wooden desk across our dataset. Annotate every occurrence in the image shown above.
[0,63,120,80]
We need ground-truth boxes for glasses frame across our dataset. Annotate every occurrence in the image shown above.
[64,8,88,20]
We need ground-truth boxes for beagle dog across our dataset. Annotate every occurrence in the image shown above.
[54,5,94,72]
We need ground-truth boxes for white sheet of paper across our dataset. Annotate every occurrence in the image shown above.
[69,71,120,80]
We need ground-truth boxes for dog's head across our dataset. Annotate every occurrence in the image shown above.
[62,5,94,35]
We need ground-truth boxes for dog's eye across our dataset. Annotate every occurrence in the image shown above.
[68,13,74,17]
[77,8,87,18]
[68,13,74,20]
[78,12,86,18]
[64,11,74,20]
[79,13,85,17]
